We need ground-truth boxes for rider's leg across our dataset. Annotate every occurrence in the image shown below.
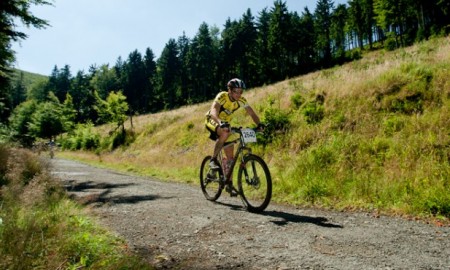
[210,127,230,168]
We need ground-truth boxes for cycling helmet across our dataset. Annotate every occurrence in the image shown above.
[227,78,246,89]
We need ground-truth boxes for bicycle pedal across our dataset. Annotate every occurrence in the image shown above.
[226,185,238,197]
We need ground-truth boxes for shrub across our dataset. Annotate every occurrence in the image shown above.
[61,123,101,151]
[290,92,305,109]
[260,99,291,145]
[302,101,324,124]
[110,129,136,150]
[383,116,405,135]
[385,32,398,51]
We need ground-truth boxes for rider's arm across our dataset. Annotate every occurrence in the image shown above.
[245,106,260,126]
[209,101,222,125]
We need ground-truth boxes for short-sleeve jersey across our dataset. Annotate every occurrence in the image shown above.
[208,91,249,122]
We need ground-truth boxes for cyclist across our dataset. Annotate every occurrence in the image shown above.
[205,78,263,189]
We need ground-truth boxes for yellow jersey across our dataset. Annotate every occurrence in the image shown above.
[207,91,249,122]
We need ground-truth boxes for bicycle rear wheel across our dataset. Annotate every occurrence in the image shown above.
[200,156,223,201]
[238,154,272,213]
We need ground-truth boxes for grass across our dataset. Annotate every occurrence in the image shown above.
[0,145,154,270]
[60,36,449,221]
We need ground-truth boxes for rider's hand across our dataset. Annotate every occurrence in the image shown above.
[256,123,266,132]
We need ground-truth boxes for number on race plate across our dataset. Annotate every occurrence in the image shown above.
[241,128,257,143]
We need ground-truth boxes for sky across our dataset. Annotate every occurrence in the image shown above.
[12,0,347,76]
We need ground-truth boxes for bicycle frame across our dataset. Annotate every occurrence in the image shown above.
[217,128,253,182]
[200,126,272,212]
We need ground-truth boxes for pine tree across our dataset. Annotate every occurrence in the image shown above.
[156,39,181,110]
[0,0,51,122]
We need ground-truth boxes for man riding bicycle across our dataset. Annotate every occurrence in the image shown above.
[205,78,263,188]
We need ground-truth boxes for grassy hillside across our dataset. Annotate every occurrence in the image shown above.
[62,36,450,220]
[13,68,48,88]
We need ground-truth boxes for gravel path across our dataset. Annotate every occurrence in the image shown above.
[50,158,449,269]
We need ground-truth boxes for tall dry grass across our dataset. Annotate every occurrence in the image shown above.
[0,145,153,269]
[61,36,450,220]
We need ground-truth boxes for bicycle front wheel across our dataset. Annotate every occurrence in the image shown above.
[237,154,272,213]
[200,156,223,201]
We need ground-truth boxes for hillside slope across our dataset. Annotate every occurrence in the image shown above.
[63,36,450,219]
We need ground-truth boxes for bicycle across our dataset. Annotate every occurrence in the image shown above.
[200,126,272,213]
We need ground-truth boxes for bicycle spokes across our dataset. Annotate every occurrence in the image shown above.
[200,156,223,201]
[238,155,272,213]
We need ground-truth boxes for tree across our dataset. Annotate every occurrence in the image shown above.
[177,33,191,105]
[26,78,49,102]
[0,0,51,123]
[298,7,316,74]
[220,18,241,82]
[156,39,181,110]
[187,22,218,102]
[94,90,128,131]
[237,9,258,86]
[143,47,157,111]
[8,99,37,146]
[61,93,76,132]
[348,0,365,50]
[314,0,335,67]
[374,0,411,47]
[90,64,119,99]
[11,71,27,107]
[268,0,291,81]
[70,70,97,123]
[255,8,272,84]
[331,4,348,62]
[122,50,147,115]
[28,92,64,140]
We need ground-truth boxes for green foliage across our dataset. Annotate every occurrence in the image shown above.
[384,32,398,51]
[0,0,51,118]
[109,129,136,150]
[94,90,129,127]
[374,62,441,114]
[61,123,100,151]
[260,97,291,145]
[28,93,65,139]
[290,91,305,109]
[26,79,50,102]
[62,93,77,132]
[302,101,325,124]
[8,100,38,146]
[382,115,405,136]
[0,146,153,270]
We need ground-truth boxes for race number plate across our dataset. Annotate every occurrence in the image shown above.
[241,128,257,143]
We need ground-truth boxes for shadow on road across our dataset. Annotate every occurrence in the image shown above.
[64,179,134,191]
[63,180,172,206]
[263,210,343,228]
[213,200,343,228]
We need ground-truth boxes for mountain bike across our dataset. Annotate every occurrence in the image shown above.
[200,127,272,213]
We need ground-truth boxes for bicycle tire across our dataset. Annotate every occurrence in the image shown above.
[237,154,272,213]
[200,155,223,201]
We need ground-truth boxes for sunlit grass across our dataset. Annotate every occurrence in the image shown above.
[0,146,154,269]
[61,36,450,221]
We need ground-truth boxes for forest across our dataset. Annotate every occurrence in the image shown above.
[1,0,449,145]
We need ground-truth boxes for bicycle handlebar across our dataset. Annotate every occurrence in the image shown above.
[231,125,265,134]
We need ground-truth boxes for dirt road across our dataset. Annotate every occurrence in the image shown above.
[50,158,449,269]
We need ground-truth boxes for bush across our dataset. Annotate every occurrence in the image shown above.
[290,92,305,109]
[110,129,136,150]
[260,99,291,145]
[61,123,101,151]
[385,32,398,51]
[302,102,325,124]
